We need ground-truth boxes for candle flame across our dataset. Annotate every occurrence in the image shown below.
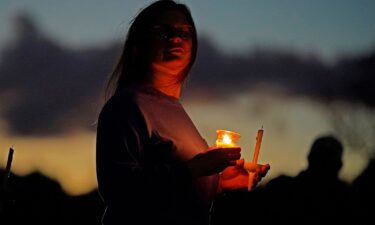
[222,134,232,145]
[215,129,240,147]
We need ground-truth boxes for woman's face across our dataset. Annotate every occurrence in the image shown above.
[148,10,193,75]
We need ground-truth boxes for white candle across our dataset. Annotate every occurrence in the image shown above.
[252,127,264,164]
[248,127,264,191]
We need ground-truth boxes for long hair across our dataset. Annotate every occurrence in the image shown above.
[105,0,198,99]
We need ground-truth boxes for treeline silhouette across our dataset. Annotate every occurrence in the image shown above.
[1,136,374,225]
[0,171,105,225]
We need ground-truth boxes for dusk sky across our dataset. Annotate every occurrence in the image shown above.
[0,0,374,195]
[1,0,374,59]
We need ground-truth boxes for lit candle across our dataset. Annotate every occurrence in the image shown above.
[215,130,241,147]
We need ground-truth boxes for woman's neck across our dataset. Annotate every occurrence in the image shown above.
[152,81,182,99]
[151,64,183,99]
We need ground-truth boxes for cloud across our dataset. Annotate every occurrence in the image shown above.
[0,12,120,136]
[0,11,374,136]
[188,36,375,106]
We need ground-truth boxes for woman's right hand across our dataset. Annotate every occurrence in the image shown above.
[186,147,241,178]
[218,159,270,192]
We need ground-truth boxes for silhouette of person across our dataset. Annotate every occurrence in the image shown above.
[262,135,353,225]
[95,1,270,225]
[351,158,375,225]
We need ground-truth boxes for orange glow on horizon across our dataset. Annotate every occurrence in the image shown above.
[0,129,97,196]
[0,95,369,197]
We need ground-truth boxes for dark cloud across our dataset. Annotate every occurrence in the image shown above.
[187,37,375,105]
[0,12,374,136]
[334,52,375,106]
[0,12,120,136]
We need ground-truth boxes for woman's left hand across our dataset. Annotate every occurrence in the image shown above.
[187,147,241,178]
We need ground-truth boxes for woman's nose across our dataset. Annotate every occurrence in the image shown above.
[168,36,182,43]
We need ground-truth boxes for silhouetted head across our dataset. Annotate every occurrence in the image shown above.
[307,135,343,177]
[106,0,197,97]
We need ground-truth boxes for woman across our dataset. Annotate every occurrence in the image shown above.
[96,1,269,225]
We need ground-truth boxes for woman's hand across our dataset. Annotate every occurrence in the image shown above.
[248,162,270,189]
[218,159,270,192]
[187,147,241,178]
